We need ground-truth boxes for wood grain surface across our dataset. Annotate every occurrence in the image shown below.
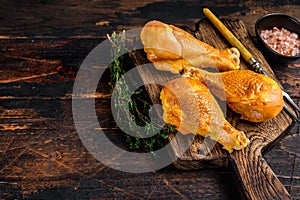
[198,19,294,200]
[0,1,300,199]
[0,39,242,199]
[133,19,294,199]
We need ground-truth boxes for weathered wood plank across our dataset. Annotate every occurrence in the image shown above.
[0,0,299,38]
[264,122,300,199]
[0,97,241,199]
[0,39,107,98]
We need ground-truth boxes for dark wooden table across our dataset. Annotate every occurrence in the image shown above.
[0,1,299,199]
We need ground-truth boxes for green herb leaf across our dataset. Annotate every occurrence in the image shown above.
[108,31,175,153]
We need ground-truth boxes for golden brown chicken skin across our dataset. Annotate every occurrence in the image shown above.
[140,20,240,74]
[183,67,284,122]
[160,77,250,153]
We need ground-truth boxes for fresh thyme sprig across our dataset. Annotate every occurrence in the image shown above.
[107,31,175,152]
[107,30,127,90]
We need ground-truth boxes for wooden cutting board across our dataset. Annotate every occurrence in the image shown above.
[129,19,294,200]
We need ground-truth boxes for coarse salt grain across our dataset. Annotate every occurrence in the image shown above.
[260,27,300,56]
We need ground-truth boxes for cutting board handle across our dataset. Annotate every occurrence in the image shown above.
[230,150,291,200]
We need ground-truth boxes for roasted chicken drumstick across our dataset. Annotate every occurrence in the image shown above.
[160,77,250,152]
[183,67,284,122]
[140,20,241,74]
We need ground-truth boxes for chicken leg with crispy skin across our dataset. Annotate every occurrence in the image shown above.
[140,20,241,74]
[160,77,250,153]
[183,67,284,122]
